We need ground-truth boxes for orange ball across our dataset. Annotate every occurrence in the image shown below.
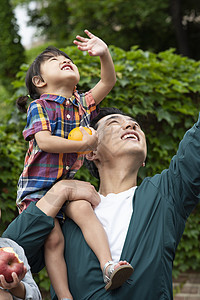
[68,127,92,154]
[68,127,92,141]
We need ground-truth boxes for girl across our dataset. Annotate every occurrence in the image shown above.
[16,30,133,300]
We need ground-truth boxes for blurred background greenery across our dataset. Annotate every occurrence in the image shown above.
[0,0,200,298]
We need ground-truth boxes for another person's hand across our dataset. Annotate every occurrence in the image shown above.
[73,29,108,57]
[0,267,27,290]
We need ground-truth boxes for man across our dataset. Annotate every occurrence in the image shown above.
[52,107,200,299]
[3,107,200,299]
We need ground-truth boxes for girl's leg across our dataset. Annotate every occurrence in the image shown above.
[66,200,133,290]
[44,219,73,300]
[66,200,112,271]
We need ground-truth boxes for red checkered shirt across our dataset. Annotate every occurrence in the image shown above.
[17,90,99,211]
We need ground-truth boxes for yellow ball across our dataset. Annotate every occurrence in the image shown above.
[68,127,92,154]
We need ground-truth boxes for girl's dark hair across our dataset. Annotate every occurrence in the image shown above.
[16,46,72,112]
[84,107,128,180]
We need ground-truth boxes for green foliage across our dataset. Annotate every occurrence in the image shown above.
[33,268,51,294]
[0,44,199,292]
[0,85,11,119]
[12,0,200,59]
[27,0,72,46]
[0,109,27,234]
[0,0,25,90]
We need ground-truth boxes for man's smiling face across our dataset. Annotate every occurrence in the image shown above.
[96,114,147,164]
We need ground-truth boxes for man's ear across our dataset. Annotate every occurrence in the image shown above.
[85,150,97,161]
[32,75,46,88]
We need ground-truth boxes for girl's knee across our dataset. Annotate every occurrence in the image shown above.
[77,200,92,212]
[66,200,94,224]
[68,200,92,215]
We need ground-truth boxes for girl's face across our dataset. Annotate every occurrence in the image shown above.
[39,54,80,91]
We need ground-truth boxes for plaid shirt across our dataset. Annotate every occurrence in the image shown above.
[17,91,98,210]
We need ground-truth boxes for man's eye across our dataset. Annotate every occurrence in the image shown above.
[108,121,118,126]
[135,123,141,128]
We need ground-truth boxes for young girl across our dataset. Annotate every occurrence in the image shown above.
[16,30,133,299]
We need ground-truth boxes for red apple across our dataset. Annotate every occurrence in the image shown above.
[0,247,25,283]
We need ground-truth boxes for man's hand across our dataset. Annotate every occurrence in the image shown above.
[38,180,101,216]
[55,180,100,208]
[73,29,108,57]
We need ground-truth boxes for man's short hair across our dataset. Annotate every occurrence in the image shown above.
[84,107,128,179]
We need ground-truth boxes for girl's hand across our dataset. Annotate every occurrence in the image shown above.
[73,29,108,57]
[79,127,98,152]
[0,267,27,290]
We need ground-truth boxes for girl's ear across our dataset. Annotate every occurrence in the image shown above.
[32,75,46,88]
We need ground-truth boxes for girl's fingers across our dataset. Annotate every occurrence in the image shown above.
[75,35,89,42]
[88,50,96,56]
[73,40,88,47]
[78,46,90,52]
[84,29,95,39]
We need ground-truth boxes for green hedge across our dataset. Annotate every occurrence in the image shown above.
[0,45,199,294]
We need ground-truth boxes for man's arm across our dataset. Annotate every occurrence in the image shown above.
[165,114,200,218]
[74,30,116,105]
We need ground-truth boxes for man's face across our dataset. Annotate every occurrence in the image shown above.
[96,114,147,166]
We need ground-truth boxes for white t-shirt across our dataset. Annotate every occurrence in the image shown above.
[94,186,137,262]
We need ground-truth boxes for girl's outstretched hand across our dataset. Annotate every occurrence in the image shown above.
[73,29,108,57]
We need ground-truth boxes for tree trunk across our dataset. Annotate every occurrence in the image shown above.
[170,0,190,57]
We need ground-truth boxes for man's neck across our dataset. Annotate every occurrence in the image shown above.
[98,162,138,196]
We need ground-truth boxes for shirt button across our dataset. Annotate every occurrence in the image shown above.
[66,114,70,119]
[66,100,70,105]
[66,166,70,171]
